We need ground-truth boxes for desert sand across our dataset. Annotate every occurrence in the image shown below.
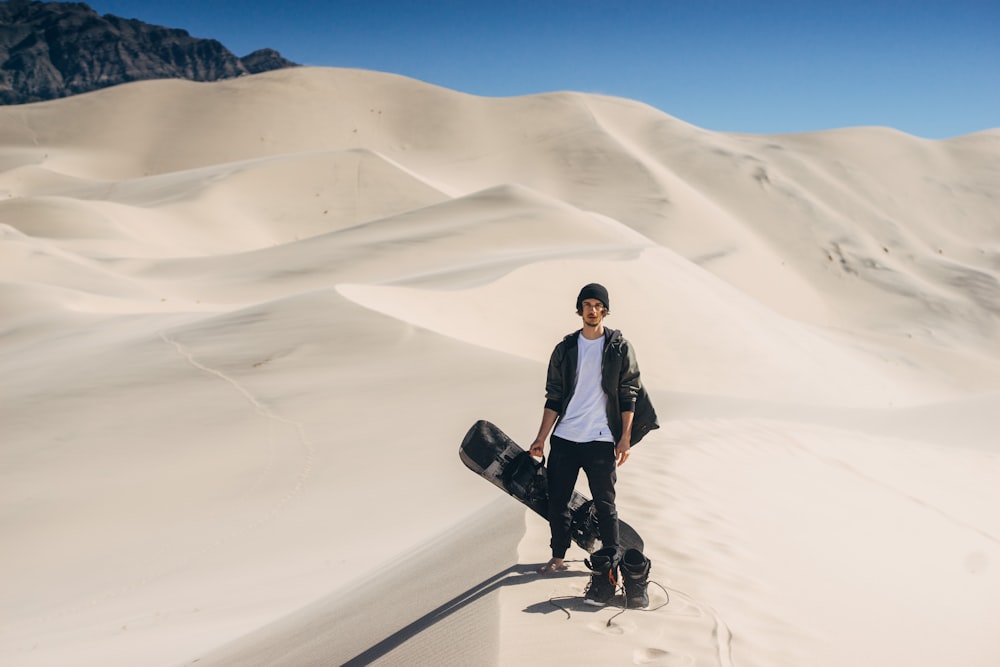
[1,67,999,666]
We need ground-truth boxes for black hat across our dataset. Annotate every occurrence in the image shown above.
[576,283,610,311]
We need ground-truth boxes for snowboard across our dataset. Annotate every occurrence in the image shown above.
[460,419,643,553]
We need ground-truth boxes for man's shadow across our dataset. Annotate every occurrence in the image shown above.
[342,561,589,665]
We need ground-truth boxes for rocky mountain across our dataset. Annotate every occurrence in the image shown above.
[0,0,298,104]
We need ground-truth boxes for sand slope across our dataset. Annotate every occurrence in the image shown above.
[1,67,998,666]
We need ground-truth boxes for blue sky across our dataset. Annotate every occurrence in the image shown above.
[86,1,998,138]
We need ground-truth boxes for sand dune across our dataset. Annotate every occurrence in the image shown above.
[1,67,998,666]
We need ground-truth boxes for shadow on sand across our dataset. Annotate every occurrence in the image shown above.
[343,562,587,665]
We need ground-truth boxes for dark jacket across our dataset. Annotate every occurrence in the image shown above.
[544,327,659,445]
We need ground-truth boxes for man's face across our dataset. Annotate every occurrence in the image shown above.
[580,298,606,327]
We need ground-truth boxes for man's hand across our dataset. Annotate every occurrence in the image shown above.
[615,439,631,466]
[529,439,545,459]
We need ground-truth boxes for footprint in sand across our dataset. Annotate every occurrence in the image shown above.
[588,618,631,635]
[633,647,694,666]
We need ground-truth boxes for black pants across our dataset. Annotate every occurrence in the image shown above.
[547,435,619,559]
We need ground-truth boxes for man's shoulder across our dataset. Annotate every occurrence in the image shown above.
[606,329,637,359]
[556,329,581,347]
[605,327,626,345]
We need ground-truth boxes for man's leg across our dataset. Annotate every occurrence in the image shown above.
[545,436,581,564]
[583,441,619,549]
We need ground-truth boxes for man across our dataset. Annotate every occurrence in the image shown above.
[529,283,658,604]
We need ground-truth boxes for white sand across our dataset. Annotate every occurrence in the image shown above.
[1,67,998,666]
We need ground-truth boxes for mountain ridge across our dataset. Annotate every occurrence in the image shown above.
[0,0,297,104]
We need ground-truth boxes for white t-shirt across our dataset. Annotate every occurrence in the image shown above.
[553,333,614,443]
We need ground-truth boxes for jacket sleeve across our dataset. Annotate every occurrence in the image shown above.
[544,343,565,413]
[617,341,641,413]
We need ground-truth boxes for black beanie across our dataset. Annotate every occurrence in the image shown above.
[576,283,610,311]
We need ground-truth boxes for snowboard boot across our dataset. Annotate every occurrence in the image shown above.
[583,546,621,607]
[620,548,651,608]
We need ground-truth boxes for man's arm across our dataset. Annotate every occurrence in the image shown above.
[533,341,566,459]
[529,408,559,459]
[616,410,634,466]
[617,340,641,411]
[615,339,642,466]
